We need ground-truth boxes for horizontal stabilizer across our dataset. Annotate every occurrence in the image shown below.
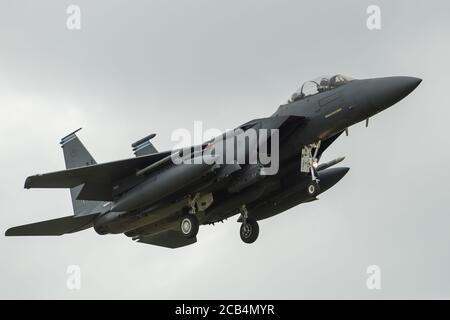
[5,214,98,236]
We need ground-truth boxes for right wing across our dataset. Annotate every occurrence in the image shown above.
[135,230,197,249]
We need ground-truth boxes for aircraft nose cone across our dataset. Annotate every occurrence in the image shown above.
[368,76,422,111]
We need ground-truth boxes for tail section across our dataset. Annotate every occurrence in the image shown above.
[60,129,104,216]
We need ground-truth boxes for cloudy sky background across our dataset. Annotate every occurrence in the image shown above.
[1,0,449,299]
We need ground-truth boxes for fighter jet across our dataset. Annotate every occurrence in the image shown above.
[5,75,421,248]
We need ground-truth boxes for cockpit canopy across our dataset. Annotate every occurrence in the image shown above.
[289,74,354,103]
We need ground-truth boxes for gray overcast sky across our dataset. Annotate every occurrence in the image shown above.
[1,0,449,299]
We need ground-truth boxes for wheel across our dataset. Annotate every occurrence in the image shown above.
[180,215,199,238]
[240,219,259,244]
[306,180,320,196]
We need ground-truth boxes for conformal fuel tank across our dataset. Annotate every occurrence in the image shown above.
[111,156,216,212]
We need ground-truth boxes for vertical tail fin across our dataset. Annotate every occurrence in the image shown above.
[60,129,103,216]
[131,133,158,156]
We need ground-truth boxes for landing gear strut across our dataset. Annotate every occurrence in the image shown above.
[239,205,259,244]
[301,141,321,196]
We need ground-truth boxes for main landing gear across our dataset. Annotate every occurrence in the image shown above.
[239,205,259,244]
[180,192,214,238]
[301,141,322,197]
[180,214,199,238]
[179,195,200,239]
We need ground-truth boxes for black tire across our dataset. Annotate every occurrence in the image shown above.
[180,215,199,238]
[240,219,259,244]
[306,180,320,196]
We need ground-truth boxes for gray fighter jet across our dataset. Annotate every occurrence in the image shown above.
[5,75,421,248]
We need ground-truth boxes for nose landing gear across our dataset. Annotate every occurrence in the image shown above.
[306,180,320,196]
[239,205,259,244]
[301,141,321,197]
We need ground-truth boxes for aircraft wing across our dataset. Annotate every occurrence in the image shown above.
[24,151,172,201]
[24,116,307,202]
[135,231,197,249]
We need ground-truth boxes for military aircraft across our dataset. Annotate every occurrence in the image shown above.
[5,75,421,248]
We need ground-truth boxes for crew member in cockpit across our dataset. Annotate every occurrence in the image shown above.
[317,78,329,92]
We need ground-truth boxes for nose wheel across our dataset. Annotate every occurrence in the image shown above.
[306,180,320,196]
[239,205,259,244]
